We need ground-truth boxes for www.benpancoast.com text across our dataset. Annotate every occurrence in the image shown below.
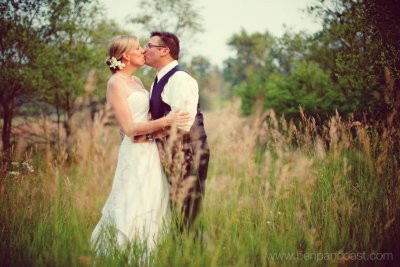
[267,252,394,262]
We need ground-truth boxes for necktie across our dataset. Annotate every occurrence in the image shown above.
[153,76,158,89]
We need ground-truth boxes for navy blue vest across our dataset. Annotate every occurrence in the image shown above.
[149,65,207,142]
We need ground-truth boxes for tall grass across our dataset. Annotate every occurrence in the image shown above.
[1,101,399,266]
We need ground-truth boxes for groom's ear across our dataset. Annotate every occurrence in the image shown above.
[160,47,170,57]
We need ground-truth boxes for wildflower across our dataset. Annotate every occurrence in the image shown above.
[9,171,19,176]
[11,162,19,167]
[22,162,34,173]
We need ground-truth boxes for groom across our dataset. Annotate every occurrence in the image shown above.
[144,31,210,231]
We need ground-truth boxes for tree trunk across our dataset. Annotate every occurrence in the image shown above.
[64,94,73,164]
[63,117,72,164]
[1,100,14,165]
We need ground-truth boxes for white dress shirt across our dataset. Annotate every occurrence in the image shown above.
[150,60,198,132]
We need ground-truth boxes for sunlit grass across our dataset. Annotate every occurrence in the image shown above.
[1,102,399,266]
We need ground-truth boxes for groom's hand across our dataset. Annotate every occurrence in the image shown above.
[153,127,169,139]
[131,134,147,143]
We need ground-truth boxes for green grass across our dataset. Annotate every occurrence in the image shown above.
[1,109,399,266]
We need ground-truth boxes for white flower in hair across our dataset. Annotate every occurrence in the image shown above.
[109,57,125,70]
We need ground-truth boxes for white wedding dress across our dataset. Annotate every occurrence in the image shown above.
[91,89,169,253]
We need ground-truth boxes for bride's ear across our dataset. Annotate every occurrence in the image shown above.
[121,53,130,61]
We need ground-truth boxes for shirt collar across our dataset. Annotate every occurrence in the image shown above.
[157,60,178,80]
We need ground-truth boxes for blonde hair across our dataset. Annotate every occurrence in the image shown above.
[105,35,139,73]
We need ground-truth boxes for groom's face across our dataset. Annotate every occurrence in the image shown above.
[144,36,165,67]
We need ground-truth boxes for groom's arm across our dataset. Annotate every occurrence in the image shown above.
[131,71,198,142]
[162,72,198,132]
[131,134,148,143]
[131,127,171,143]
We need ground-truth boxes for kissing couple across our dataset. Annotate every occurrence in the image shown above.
[90,32,210,254]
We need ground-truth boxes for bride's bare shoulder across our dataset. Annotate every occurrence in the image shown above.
[107,75,124,90]
[106,76,126,99]
[132,76,145,88]
[107,75,120,86]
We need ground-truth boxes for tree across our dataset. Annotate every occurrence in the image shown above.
[264,61,344,121]
[224,30,276,87]
[126,0,206,89]
[228,0,400,121]
[38,0,102,162]
[0,0,101,163]
[88,19,131,100]
[272,29,314,75]
[308,0,400,122]
[185,56,227,110]
[1,1,52,162]
[129,0,204,43]
[223,30,276,114]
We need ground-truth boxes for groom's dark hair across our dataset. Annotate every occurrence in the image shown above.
[151,31,180,60]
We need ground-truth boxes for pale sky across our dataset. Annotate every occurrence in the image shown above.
[99,0,322,67]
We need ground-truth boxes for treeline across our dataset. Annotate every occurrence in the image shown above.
[225,0,400,124]
[1,0,399,162]
[1,0,125,160]
[0,0,210,162]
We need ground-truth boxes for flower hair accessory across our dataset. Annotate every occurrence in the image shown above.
[108,57,125,70]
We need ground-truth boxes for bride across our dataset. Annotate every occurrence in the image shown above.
[91,35,189,254]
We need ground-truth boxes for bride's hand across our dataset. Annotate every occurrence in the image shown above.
[175,110,190,128]
[165,109,190,127]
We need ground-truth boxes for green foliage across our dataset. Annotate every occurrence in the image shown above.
[88,19,132,100]
[235,75,266,115]
[185,56,229,111]
[129,0,204,44]
[227,30,342,118]
[224,30,275,87]
[0,0,102,158]
[308,0,400,121]
[272,29,313,75]
[1,1,51,155]
[38,0,102,114]
[225,0,399,123]
[265,61,345,120]
[223,30,276,115]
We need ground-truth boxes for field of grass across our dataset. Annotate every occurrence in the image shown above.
[1,102,399,266]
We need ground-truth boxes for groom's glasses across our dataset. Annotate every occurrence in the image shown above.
[145,43,167,50]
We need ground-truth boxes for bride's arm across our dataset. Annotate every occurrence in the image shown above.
[132,127,189,143]
[107,79,188,136]
[132,127,169,143]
